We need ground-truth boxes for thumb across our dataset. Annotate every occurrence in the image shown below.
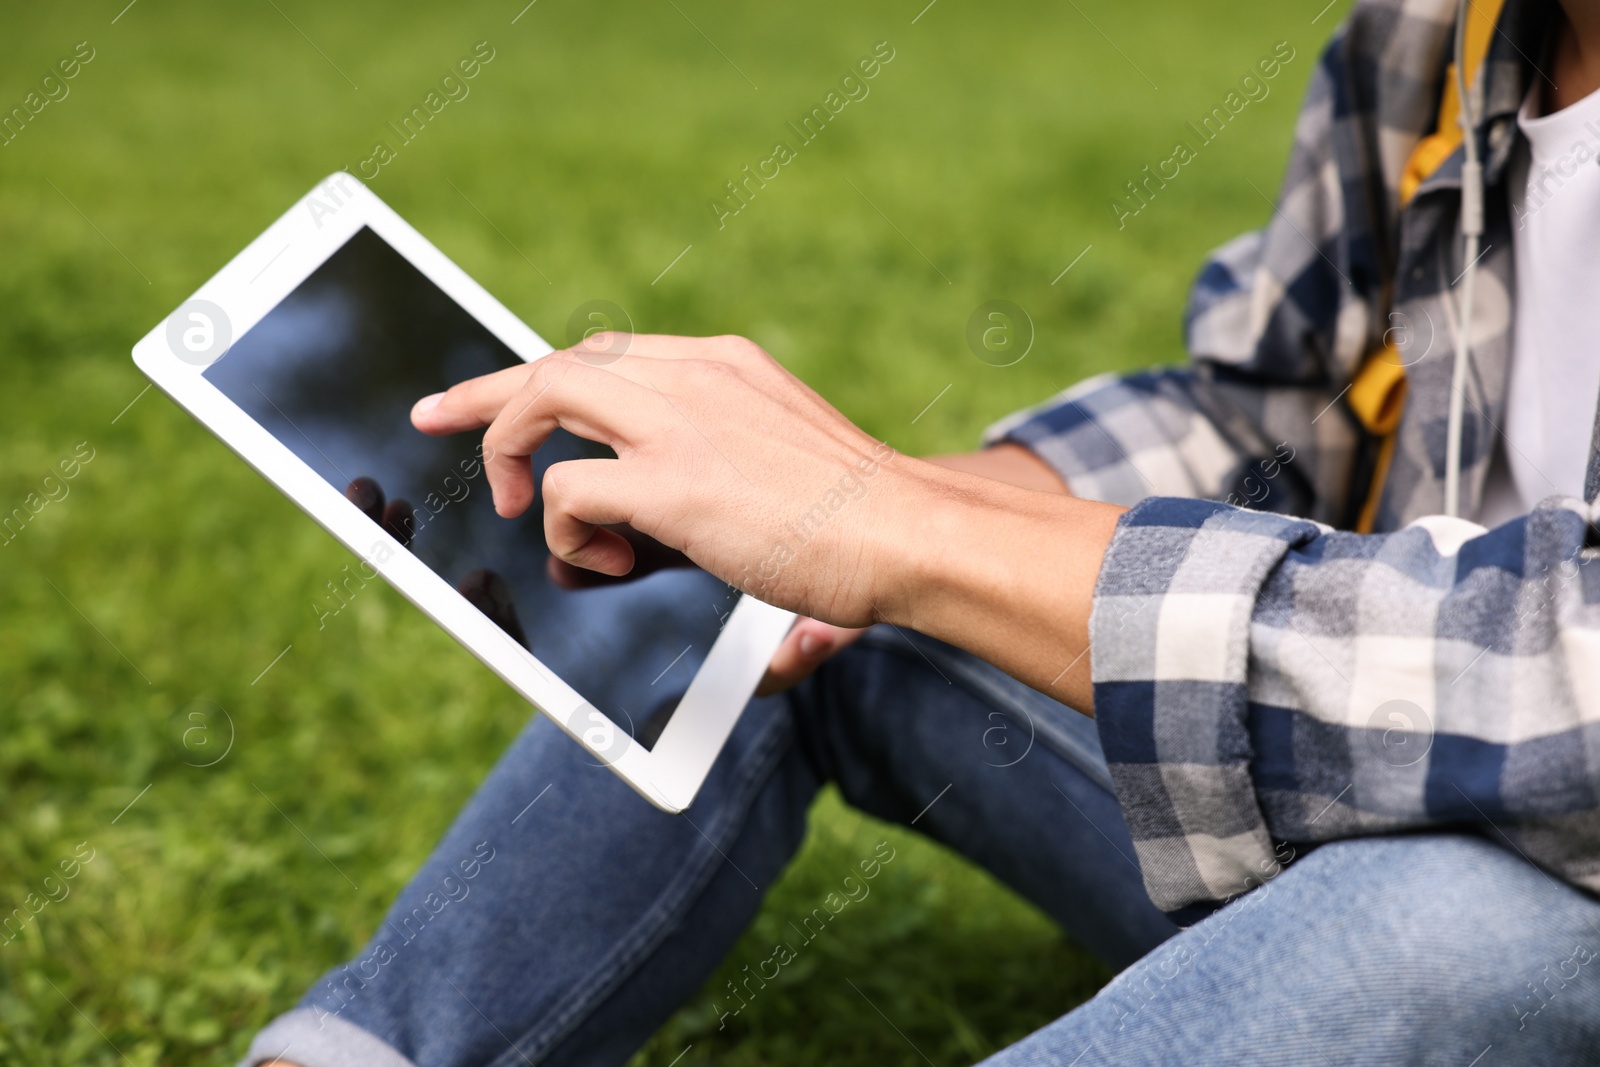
[755,618,868,696]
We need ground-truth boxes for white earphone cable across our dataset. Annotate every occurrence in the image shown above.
[1444,0,1484,518]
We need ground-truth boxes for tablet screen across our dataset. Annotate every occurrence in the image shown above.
[203,225,732,747]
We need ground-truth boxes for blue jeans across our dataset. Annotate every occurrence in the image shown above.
[244,628,1600,1066]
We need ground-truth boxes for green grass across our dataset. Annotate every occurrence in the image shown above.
[0,0,1339,1062]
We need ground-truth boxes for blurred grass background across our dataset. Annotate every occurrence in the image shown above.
[0,0,1340,1062]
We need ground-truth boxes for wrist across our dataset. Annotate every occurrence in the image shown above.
[873,462,1046,630]
[866,457,1124,711]
[850,454,949,624]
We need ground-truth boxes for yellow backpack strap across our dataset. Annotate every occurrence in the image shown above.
[1349,350,1409,531]
[1351,0,1504,532]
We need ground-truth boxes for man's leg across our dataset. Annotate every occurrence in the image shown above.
[791,628,1180,968]
[242,679,817,1067]
[980,832,1600,1066]
[242,628,1177,1067]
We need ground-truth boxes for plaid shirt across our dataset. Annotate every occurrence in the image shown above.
[986,0,1600,920]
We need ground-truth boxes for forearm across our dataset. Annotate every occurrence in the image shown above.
[869,457,1123,714]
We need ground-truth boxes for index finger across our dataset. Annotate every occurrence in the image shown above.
[414,336,737,436]
[410,363,537,435]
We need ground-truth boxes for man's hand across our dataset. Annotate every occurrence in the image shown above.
[413,334,912,626]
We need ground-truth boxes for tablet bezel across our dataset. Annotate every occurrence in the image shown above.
[131,173,795,813]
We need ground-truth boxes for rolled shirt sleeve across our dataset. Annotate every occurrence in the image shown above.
[982,367,1358,524]
[1091,498,1323,920]
[982,371,1248,508]
[1092,495,1600,920]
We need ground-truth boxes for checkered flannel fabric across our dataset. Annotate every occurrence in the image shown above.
[982,0,1599,918]
[1095,496,1600,920]
[988,0,1556,529]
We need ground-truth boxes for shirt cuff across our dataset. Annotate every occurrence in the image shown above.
[1089,496,1323,918]
[979,370,1243,508]
[979,372,1130,501]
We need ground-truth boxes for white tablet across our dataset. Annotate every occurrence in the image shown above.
[132,173,796,813]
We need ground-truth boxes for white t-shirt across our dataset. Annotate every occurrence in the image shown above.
[1477,83,1600,527]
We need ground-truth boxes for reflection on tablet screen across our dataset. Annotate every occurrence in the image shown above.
[204,226,730,749]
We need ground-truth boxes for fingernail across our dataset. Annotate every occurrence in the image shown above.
[413,392,444,417]
[799,633,829,657]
